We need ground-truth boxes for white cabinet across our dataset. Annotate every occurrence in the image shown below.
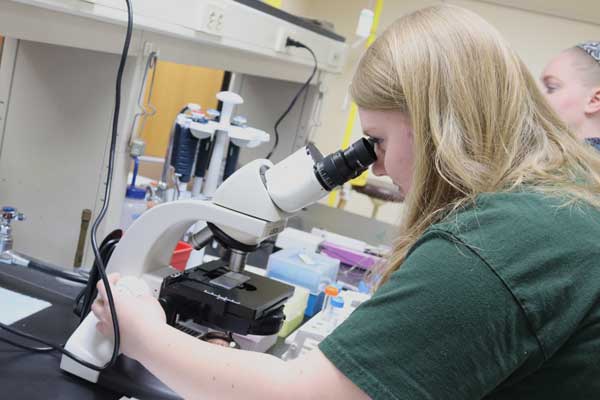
[0,0,346,268]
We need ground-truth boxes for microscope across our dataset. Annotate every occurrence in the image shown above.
[60,137,377,383]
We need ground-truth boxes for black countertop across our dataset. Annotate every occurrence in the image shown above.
[0,263,179,400]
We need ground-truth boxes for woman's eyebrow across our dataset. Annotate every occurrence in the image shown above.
[363,132,382,144]
[363,131,383,143]
[542,75,561,85]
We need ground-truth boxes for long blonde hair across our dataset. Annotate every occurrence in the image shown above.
[352,5,600,286]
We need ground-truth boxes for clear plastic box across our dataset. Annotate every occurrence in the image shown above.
[266,248,340,294]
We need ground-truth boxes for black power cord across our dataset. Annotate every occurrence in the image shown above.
[266,38,318,160]
[82,0,136,363]
[0,335,53,353]
[0,0,133,371]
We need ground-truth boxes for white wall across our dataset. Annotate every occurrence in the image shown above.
[297,0,439,224]
[450,0,600,78]
[279,0,312,16]
[297,0,600,224]
[483,0,600,26]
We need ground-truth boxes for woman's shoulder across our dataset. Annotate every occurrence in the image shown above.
[423,191,600,365]
[432,190,600,239]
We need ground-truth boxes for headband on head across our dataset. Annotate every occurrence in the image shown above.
[577,41,600,64]
[585,137,600,151]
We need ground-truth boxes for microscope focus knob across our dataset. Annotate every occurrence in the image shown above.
[158,296,178,326]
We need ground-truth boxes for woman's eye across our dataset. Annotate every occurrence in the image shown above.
[366,136,385,151]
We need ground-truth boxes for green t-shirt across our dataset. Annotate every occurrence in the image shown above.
[319,191,600,399]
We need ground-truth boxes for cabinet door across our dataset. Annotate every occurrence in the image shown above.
[0,40,136,267]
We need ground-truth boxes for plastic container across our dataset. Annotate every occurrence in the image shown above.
[278,285,310,338]
[267,249,339,318]
[232,333,278,353]
[327,296,345,323]
[266,249,340,294]
[322,285,340,314]
[305,292,325,317]
[275,227,323,253]
[171,241,193,271]
[318,294,345,334]
[120,186,147,230]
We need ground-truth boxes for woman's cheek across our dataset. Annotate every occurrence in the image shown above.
[371,157,387,176]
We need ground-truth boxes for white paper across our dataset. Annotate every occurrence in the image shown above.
[0,287,51,324]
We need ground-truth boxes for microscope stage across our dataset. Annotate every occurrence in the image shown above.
[160,260,294,335]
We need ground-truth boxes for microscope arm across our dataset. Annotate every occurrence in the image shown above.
[105,199,284,296]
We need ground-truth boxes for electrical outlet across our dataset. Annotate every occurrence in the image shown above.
[274,27,299,53]
[205,4,226,36]
[274,27,288,53]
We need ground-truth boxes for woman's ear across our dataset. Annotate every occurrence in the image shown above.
[584,86,600,116]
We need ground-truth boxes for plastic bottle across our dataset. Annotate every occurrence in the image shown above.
[121,156,148,230]
[322,285,339,315]
[323,295,345,333]
[120,186,147,230]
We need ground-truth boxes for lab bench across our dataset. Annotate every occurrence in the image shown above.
[0,261,297,399]
[0,203,390,398]
[0,262,180,399]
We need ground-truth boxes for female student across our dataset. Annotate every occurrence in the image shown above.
[541,41,600,148]
[94,5,600,399]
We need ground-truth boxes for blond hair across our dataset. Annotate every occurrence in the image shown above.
[352,5,600,287]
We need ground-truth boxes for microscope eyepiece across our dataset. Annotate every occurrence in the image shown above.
[314,137,377,190]
[263,137,377,214]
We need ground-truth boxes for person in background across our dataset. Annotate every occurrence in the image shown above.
[93,5,600,399]
[541,41,600,149]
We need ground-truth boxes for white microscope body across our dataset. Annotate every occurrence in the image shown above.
[60,137,377,383]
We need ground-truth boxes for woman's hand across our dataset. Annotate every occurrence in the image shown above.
[91,273,166,359]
